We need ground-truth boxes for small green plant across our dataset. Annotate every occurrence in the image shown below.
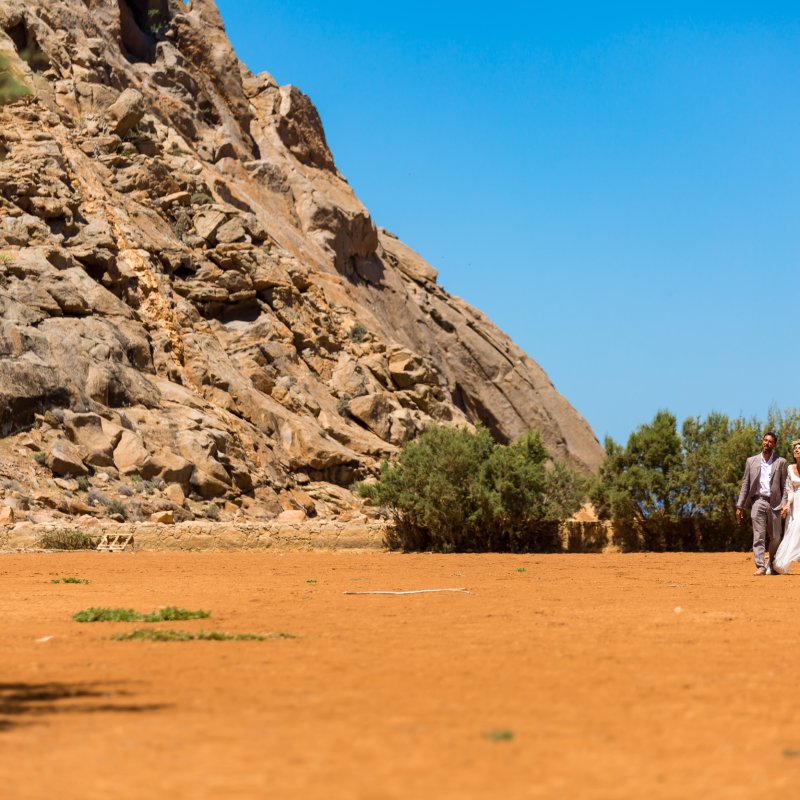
[33,451,47,465]
[51,577,90,584]
[483,728,514,742]
[119,145,135,158]
[306,579,317,584]
[37,529,96,550]
[0,253,13,266]
[516,567,526,573]
[146,9,169,37]
[190,192,214,205]
[349,323,368,342]
[0,53,31,105]
[110,629,296,642]
[73,606,210,623]
[76,476,90,492]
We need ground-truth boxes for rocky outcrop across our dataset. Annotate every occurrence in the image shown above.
[0,0,602,528]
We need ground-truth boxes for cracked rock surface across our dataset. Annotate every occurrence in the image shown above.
[0,0,601,528]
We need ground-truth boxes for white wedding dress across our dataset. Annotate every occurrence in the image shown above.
[772,465,800,574]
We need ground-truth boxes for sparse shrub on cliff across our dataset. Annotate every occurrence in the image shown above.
[106,499,128,520]
[349,323,368,342]
[0,53,31,106]
[337,393,352,417]
[357,425,585,552]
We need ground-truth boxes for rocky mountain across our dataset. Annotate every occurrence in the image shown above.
[0,0,602,529]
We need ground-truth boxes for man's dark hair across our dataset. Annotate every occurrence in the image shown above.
[764,431,778,442]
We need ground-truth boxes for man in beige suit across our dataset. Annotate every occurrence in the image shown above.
[736,432,788,575]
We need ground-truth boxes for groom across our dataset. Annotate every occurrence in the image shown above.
[736,431,788,575]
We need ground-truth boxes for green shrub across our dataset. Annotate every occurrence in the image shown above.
[37,529,96,550]
[357,426,585,552]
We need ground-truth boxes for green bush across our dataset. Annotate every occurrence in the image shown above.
[0,53,31,106]
[357,426,585,552]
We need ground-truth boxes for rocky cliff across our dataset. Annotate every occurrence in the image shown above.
[0,0,602,528]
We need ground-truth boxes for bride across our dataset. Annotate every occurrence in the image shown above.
[772,439,800,574]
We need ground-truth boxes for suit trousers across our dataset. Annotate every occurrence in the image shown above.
[751,498,782,569]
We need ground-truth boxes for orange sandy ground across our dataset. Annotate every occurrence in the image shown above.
[0,550,798,799]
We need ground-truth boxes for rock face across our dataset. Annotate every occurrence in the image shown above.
[0,0,602,526]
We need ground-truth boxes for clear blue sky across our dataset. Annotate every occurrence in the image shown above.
[216,1,800,445]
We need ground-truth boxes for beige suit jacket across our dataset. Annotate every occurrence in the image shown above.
[737,454,788,511]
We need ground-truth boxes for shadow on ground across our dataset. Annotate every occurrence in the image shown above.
[0,682,169,731]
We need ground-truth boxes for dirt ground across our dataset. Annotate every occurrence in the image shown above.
[0,550,798,800]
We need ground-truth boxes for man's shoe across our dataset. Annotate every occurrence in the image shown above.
[753,567,767,576]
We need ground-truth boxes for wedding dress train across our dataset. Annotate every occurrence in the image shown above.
[771,465,800,574]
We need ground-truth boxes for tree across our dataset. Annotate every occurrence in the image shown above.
[591,410,683,522]
[679,413,761,518]
[357,426,586,552]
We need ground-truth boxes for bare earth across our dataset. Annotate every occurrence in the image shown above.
[0,550,797,800]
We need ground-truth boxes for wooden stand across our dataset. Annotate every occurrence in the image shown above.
[96,533,133,552]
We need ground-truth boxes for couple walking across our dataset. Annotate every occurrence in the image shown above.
[737,432,800,575]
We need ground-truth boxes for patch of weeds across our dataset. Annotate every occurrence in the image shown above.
[106,499,128,519]
[142,606,210,622]
[118,484,135,497]
[33,451,47,465]
[87,488,110,507]
[76,475,90,492]
[483,729,514,742]
[205,503,220,521]
[111,629,296,642]
[0,53,32,105]
[0,253,14,266]
[37,529,96,551]
[127,500,145,523]
[306,579,317,584]
[118,144,135,157]
[190,192,213,205]
[73,606,210,623]
[349,322,368,342]
[51,577,90,584]
[516,567,526,573]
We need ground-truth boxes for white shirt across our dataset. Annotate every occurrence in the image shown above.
[760,453,775,497]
